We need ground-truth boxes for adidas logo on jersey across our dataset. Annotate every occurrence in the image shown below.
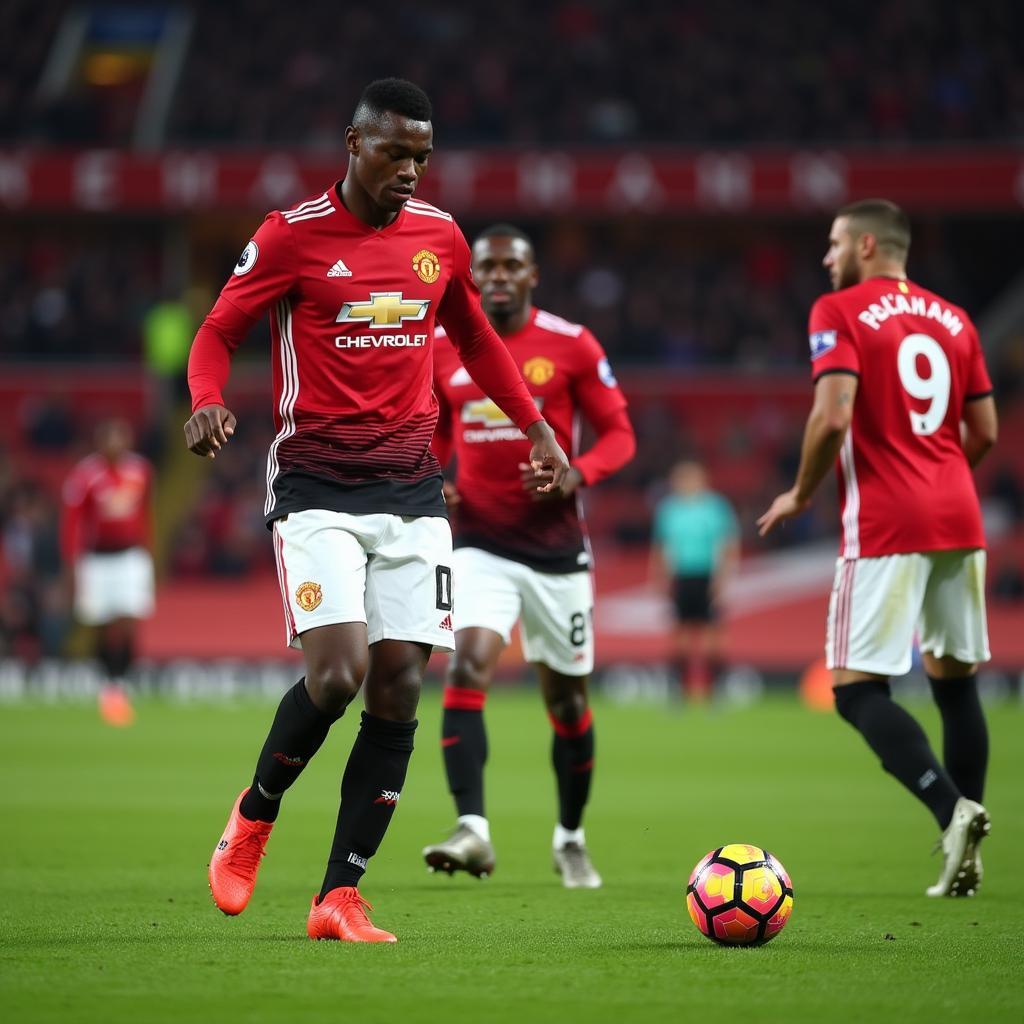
[327,260,353,278]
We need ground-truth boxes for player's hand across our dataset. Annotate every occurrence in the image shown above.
[184,404,237,459]
[519,463,582,501]
[442,479,461,507]
[524,420,569,493]
[757,488,809,537]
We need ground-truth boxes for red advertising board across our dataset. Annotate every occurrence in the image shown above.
[1,148,1022,215]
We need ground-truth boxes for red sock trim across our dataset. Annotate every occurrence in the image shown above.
[548,707,593,739]
[443,686,487,711]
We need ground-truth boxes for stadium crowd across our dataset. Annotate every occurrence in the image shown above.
[6,2,1021,148]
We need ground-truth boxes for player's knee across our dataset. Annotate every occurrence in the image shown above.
[545,685,588,726]
[833,678,890,725]
[447,656,490,693]
[372,661,423,720]
[305,663,363,716]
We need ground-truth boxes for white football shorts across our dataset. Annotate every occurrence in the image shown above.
[273,509,454,652]
[74,547,155,625]
[826,548,990,676]
[452,546,594,676]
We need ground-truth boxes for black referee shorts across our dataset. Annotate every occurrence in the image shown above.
[671,574,714,624]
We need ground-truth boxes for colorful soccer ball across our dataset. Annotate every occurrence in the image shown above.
[686,844,794,946]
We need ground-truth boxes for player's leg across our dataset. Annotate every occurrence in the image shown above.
[309,514,451,940]
[828,555,960,832]
[444,629,503,824]
[918,550,991,897]
[536,663,601,889]
[919,549,991,803]
[209,512,369,916]
[519,568,600,887]
[424,548,519,876]
[95,616,137,726]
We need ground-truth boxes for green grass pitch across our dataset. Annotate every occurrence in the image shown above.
[1,689,1021,1023]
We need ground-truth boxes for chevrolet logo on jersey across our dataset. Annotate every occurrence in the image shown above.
[461,397,543,429]
[461,398,513,428]
[336,292,430,328]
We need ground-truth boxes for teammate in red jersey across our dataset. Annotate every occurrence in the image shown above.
[62,419,154,727]
[184,81,569,942]
[759,199,997,898]
[422,225,635,887]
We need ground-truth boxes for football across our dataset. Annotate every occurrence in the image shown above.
[686,844,794,946]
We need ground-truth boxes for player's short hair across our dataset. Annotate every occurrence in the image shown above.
[353,78,432,129]
[837,198,911,258]
[474,223,535,252]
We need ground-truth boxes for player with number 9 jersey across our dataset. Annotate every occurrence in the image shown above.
[758,199,996,901]
[808,276,990,559]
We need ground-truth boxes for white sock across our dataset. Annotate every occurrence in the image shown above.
[553,824,585,850]
[458,814,490,843]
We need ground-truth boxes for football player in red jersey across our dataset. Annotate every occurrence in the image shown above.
[423,225,636,887]
[759,199,998,898]
[62,418,154,727]
[184,81,569,942]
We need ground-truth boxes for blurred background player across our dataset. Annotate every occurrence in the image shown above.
[758,199,996,897]
[423,224,635,887]
[185,83,568,942]
[650,460,739,700]
[61,418,154,726]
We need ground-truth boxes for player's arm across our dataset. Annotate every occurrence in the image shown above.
[527,335,636,500]
[758,372,858,536]
[185,216,297,459]
[961,395,997,468]
[59,469,86,568]
[430,362,460,505]
[960,326,997,469]
[438,226,569,491]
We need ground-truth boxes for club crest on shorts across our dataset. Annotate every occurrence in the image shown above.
[294,581,323,612]
[523,356,555,385]
[412,249,441,284]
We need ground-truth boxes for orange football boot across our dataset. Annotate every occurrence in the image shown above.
[307,887,397,943]
[208,789,274,915]
[98,684,135,727]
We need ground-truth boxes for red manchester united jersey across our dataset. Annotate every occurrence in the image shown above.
[433,308,628,573]
[809,276,992,558]
[188,186,541,523]
[61,453,152,561]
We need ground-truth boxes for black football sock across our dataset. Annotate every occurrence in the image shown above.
[239,678,340,823]
[834,680,959,829]
[319,712,417,897]
[98,631,134,681]
[441,687,488,817]
[929,675,989,803]
[550,709,595,831]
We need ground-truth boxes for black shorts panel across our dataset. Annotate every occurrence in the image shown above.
[672,575,714,623]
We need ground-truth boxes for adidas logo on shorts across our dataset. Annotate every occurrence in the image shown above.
[439,614,453,631]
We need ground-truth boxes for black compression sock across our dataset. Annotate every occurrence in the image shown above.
[240,678,340,823]
[319,713,417,897]
[929,675,989,803]
[834,680,959,829]
[441,704,488,817]
[550,709,595,831]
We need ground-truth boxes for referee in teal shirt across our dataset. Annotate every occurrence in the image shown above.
[651,461,739,699]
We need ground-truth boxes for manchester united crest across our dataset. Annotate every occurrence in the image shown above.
[523,356,556,385]
[295,581,323,612]
[412,249,441,284]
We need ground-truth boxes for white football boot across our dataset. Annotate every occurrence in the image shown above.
[926,796,991,897]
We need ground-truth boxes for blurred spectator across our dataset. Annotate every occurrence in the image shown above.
[0,478,65,659]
